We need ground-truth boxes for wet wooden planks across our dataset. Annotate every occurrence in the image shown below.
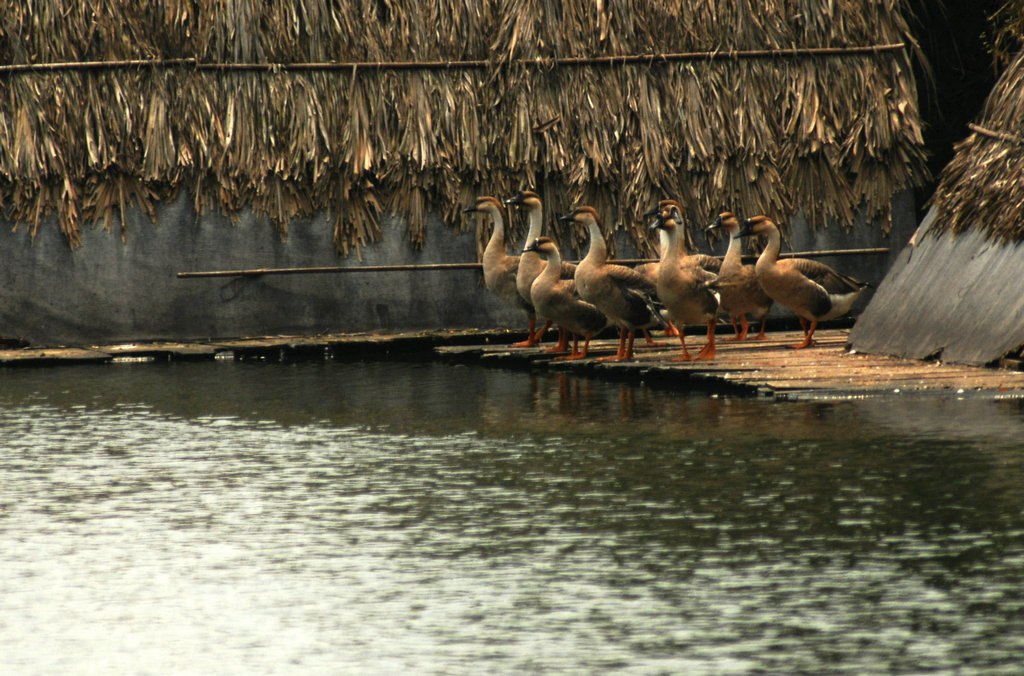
[4,328,1024,401]
[0,347,113,366]
[0,330,519,366]
[435,329,1024,400]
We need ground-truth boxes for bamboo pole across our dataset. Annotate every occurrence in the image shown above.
[968,123,1024,145]
[177,248,889,279]
[0,44,905,77]
[177,262,485,278]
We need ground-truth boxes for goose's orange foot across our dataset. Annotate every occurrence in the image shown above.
[790,320,816,349]
[547,328,570,353]
[642,329,667,347]
[544,335,570,353]
[556,352,586,361]
[531,322,553,342]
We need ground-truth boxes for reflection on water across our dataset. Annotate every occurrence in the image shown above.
[2,361,1023,674]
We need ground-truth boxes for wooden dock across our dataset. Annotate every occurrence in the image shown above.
[435,329,1024,401]
[2,328,1023,401]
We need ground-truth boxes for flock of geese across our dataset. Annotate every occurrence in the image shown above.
[463,190,869,362]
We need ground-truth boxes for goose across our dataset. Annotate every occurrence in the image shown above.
[523,236,609,360]
[634,217,681,338]
[463,196,537,345]
[639,199,721,338]
[642,200,722,276]
[650,207,719,360]
[504,189,576,350]
[735,215,869,349]
[560,206,661,361]
[706,211,773,340]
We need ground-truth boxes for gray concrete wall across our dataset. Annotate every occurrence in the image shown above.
[0,190,918,347]
[0,192,521,346]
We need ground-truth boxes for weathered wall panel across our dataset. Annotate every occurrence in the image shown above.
[849,208,1024,365]
[0,191,918,347]
[0,192,521,346]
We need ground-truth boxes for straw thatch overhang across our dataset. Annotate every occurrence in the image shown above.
[918,49,1024,245]
[849,48,1024,366]
[0,2,929,257]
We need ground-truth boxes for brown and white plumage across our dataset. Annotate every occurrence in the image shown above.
[561,206,661,361]
[736,215,869,349]
[639,199,719,338]
[504,189,576,349]
[706,211,773,340]
[463,196,535,343]
[524,236,609,360]
[650,207,720,361]
[643,200,722,277]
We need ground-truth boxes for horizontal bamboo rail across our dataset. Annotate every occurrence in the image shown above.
[177,247,889,279]
[0,44,905,76]
[177,262,484,278]
[968,123,1024,145]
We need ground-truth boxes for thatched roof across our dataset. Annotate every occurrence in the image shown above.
[989,0,1024,69]
[924,47,1024,243]
[0,1,929,255]
[850,34,1024,366]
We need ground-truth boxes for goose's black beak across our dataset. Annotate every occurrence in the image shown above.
[504,191,525,207]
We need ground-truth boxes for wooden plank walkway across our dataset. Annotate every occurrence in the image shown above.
[2,328,1023,401]
[435,329,1024,401]
[0,329,503,366]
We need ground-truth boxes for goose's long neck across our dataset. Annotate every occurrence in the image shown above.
[662,224,684,262]
[583,219,607,264]
[481,208,510,270]
[722,228,743,268]
[656,229,670,260]
[755,223,782,274]
[484,208,506,256]
[526,206,544,243]
[539,249,562,283]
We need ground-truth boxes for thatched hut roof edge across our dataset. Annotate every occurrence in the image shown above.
[0,1,930,255]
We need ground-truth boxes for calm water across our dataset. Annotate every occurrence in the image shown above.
[2,360,1023,675]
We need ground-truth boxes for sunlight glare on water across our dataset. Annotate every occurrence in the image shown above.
[2,361,1023,674]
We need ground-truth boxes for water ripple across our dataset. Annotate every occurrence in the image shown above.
[1,362,1023,674]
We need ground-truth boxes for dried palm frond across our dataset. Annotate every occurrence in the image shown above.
[927,48,1024,244]
[0,0,929,253]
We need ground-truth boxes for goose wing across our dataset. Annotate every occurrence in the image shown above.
[693,254,721,275]
[552,279,609,334]
[606,264,657,296]
[607,264,662,326]
[486,255,533,312]
[787,258,866,294]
